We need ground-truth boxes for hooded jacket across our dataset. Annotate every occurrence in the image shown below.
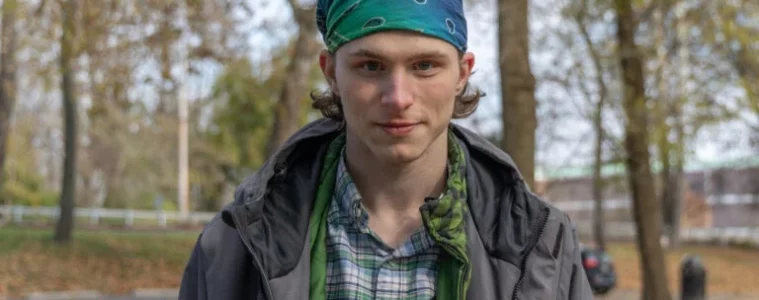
[179,118,594,300]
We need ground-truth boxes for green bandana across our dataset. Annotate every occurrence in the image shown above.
[316,0,469,53]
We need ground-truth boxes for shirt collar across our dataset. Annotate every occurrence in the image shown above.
[331,146,453,229]
[331,147,370,233]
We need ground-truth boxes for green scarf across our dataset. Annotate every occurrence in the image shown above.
[309,130,471,300]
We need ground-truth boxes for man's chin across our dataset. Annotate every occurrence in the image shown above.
[371,144,426,166]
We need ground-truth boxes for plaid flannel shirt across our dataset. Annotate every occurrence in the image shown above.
[324,149,442,300]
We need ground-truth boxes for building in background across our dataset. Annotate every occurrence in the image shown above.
[536,156,759,238]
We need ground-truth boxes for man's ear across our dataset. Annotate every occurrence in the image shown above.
[319,49,340,96]
[457,52,475,93]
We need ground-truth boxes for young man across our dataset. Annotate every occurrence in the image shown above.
[179,0,593,299]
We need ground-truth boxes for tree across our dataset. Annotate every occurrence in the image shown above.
[265,0,319,157]
[2,0,319,213]
[572,0,610,251]
[54,0,78,243]
[718,0,759,144]
[0,0,18,201]
[210,56,278,177]
[78,1,136,209]
[650,0,684,249]
[615,0,672,299]
[498,0,538,189]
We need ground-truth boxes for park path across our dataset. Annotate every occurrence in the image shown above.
[597,289,759,300]
[10,288,759,299]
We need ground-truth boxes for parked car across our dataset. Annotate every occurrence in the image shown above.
[580,246,617,294]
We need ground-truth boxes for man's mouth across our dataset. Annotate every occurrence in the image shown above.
[377,121,418,136]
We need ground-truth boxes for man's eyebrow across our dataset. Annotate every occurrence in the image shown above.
[348,49,385,59]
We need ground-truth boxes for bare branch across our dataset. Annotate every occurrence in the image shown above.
[35,0,48,16]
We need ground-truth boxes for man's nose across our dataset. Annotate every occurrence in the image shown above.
[380,70,414,110]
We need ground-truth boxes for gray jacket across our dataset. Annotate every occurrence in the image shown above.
[179,118,594,299]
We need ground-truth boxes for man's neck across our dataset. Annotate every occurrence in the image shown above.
[344,129,449,216]
[343,129,450,248]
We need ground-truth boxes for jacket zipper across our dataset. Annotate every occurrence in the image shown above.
[231,208,275,300]
[511,206,551,300]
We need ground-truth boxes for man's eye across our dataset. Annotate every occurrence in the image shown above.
[415,61,434,71]
[362,61,382,71]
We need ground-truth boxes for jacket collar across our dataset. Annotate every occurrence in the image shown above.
[221,118,546,278]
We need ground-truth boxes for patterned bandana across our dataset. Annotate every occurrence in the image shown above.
[316,0,468,53]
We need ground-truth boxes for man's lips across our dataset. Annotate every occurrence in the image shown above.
[377,121,419,136]
[379,121,418,127]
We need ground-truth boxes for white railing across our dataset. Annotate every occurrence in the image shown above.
[0,205,217,228]
[549,193,759,212]
[2,204,757,247]
[572,221,759,247]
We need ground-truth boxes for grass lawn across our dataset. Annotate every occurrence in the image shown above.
[605,242,759,294]
[0,226,199,298]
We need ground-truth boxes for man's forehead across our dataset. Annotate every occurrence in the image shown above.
[338,31,459,60]
[346,48,451,60]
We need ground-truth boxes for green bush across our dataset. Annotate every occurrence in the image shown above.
[0,166,57,206]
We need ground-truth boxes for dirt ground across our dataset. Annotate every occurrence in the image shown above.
[597,289,759,300]
[596,242,759,297]
[0,227,197,298]
[3,227,759,298]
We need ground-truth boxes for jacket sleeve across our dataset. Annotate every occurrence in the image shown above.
[567,222,594,299]
[179,235,208,300]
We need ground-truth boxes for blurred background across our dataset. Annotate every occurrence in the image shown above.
[0,0,756,299]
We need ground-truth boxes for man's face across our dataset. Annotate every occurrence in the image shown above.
[320,31,475,164]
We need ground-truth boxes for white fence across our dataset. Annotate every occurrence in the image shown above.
[2,204,758,247]
[0,205,217,227]
[572,221,759,247]
[550,194,759,212]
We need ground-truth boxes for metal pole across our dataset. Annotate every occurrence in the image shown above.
[176,0,190,220]
[178,79,189,219]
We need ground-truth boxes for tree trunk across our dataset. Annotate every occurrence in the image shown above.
[655,66,675,249]
[670,102,684,248]
[657,131,674,236]
[575,0,608,250]
[498,0,537,189]
[668,2,692,249]
[0,0,18,199]
[591,103,606,251]
[157,4,175,115]
[654,0,681,250]
[265,2,317,158]
[614,0,672,299]
[54,0,78,244]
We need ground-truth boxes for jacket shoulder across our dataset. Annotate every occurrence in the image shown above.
[525,191,579,252]
[195,210,249,263]
[180,210,257,299]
